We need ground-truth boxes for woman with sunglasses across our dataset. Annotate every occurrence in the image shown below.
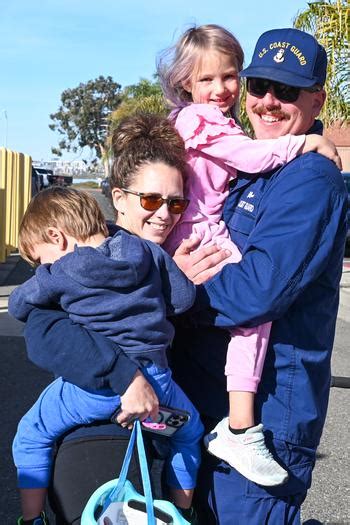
[19,113,219,525]
[110,117,190,247]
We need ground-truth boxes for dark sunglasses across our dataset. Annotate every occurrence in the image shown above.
[121,188,189,214]
[247,77,322,103]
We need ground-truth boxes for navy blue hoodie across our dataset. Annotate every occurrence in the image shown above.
[10,228,195,369]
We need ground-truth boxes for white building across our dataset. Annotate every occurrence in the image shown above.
[33,159,104,176]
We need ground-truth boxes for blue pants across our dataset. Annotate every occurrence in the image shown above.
[13,365,203,490]
[196,438,315,525]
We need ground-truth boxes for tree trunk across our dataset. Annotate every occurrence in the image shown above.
[98,143,110,178]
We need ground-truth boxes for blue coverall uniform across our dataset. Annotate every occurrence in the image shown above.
[171,121,348,524]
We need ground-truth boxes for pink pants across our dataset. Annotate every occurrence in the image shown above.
[169,219,271,393]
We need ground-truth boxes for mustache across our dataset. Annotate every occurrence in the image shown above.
[252,106,290,120]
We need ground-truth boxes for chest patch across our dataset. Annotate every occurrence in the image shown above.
[238,199,255,213]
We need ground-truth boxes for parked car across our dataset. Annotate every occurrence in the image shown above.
[101,178,111,199]
[31,167,42,196]
[342,171,350,244]
[34,167,51,188]
[48,173,73,187]
[33,167,73,188]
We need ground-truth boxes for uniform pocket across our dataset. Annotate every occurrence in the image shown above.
[226,209,255,238]
[245,440,316,498]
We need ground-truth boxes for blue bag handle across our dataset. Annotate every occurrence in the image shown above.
[102,421,156,524]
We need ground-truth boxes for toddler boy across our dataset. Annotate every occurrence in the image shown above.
[10,187,202,525]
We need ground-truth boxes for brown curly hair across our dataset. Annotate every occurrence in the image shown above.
[110,113,187,191]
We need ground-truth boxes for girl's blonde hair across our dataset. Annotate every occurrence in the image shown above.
[19,187,108,265]
[157,24,244,116]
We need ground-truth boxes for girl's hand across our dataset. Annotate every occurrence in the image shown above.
[174,237,231,284]
[302,134,342,170]
[117,370,159,428]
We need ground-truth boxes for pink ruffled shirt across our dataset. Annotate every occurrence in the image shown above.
[163,104,305,256]
[163,104,305,393]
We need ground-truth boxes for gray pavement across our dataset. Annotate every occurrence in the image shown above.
[301,265,350,524]
[1,256,53,523]
[1,189,349,524]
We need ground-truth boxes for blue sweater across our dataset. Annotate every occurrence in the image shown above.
[10,228,195,369]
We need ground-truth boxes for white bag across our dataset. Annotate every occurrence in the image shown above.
[81,421,190,525]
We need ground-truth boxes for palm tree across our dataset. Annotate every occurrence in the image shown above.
[111,93,167,122]
[102,78,168,173]
[293,0,350,127]
[110,78,168,125]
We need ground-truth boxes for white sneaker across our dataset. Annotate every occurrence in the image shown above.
[203,418,289,487]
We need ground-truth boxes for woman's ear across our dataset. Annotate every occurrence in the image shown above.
[46,227,67,251]
[111,188,126,215]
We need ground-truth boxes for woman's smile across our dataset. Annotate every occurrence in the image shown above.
[113,162,185,245]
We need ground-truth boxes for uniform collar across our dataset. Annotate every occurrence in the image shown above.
[307,119,323,136]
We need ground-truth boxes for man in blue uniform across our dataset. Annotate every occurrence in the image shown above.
[171,27,348,524]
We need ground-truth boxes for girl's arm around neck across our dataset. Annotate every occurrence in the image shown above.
[176,104,306,173]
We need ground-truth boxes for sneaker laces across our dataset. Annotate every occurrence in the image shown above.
[250,436,275,460]
[241,429,275,460]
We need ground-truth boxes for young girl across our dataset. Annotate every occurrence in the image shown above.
[157,24,339,487]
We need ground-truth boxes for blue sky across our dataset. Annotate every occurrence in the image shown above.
[0,0,309,162]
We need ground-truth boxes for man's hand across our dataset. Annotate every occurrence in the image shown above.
[117,370,159,428]
[173,237,232,284]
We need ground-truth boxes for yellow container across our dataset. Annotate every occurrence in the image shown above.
[0,148,32,263]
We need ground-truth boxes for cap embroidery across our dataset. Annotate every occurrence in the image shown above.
[241,29,326,86]
[290,45,307,65]
[258,48,268,58]
[273,49,285,63]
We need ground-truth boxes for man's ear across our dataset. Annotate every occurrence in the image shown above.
[111,188,126,215]
[46,227,67,251]
[311,89,326,119]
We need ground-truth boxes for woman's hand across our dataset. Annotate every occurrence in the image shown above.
[173,237,232,284]
[117,370,159,428]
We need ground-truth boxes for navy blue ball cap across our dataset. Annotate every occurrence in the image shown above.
[240,28,327,88]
